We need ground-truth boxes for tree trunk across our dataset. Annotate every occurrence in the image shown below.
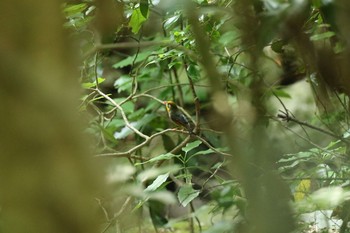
[0,1,104,233]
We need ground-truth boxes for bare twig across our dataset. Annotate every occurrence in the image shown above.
[190,202,202,233]
[201,161,225,192]
[101,196,133,233]
[95,88,149,139]
[277,110,348,143]
[132,93,163,104]
[155,135,192,168]
[84,41,198,61]
[275,118,344,157]
[273,92,311,139]
[95,198,110,221]
[181,49,201,134]
[140,83,210,94]
[96,129,177,158]
[194,134,232,157]
[183,61,201,133]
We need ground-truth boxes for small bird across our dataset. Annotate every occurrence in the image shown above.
[164,101,195,134]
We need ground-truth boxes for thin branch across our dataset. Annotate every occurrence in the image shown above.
[190,202,202,233]
[95,88,149,139]
[132,93,163,104]
[96,152,147,161]
[101,196,133,233]
[200,127,224,134]
[84,41,198,61]
[141,83,210,94]
[79,91,99,110]
[194,134,232,157]
[201,161,225,191]
[273,92,311,139]
[182,58,201,134]
[95,198,110,221]
[96,128,198,160]
[277,111,348,143]
[283,177,350,181]
[94,52,100,89]
[155,136,192,167]
[96,129,176,158]
[161,19,178,104]
[172,67,184,106]
[274,118,345,157]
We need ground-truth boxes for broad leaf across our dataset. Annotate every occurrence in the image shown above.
[113,50,154,68]
[140,0,149,18]
[82,77,105,89]
[63,3,88,17]
[113,114,155,139]
[144,173,169,192]
[129,7,148,34]
[178,185,200,207]
[135,153,178,165]
[114,75,132,93]
[273,89,291,99]
[192,148,215,156]
[310,31,336,41]
[137,165,180,182]
[182,140,202,154]
[164,15,180,30]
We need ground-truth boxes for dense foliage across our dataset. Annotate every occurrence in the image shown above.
[63,0,350,232]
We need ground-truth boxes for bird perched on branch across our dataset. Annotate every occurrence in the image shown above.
[164,101,195,134]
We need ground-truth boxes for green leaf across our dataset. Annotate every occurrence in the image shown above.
[113,114,155,139]
[148,153,177,162]
[177,185,200,207]
[182,140,202,154]
[273,89,291,99]
[112,50,154,68]
[188,148,217,162]
[129,7,148,34]
[144,173,169,192]
[219,31,238,46]
[114,75,132,93]
[81,77,105,89]
[121,100,135,114]
[148,199,168,227]
[164,15,180,30]
[191,148,215,156]
[310,31,336,41]
[63,3,88,17]
[135,153,178,165]
[137,165,180,182]
[186,63,200,80]
[140,0,149,18]
[271,39,286,53]
[96,124,118,144]
[129,108,146,120]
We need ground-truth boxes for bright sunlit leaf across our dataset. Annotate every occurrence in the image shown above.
[129,7,148,34]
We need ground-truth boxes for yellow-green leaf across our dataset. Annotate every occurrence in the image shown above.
[129,7,148,34]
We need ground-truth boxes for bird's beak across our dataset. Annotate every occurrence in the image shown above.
[163,101,167,105]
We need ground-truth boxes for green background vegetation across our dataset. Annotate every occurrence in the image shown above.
[2,0,350,232]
